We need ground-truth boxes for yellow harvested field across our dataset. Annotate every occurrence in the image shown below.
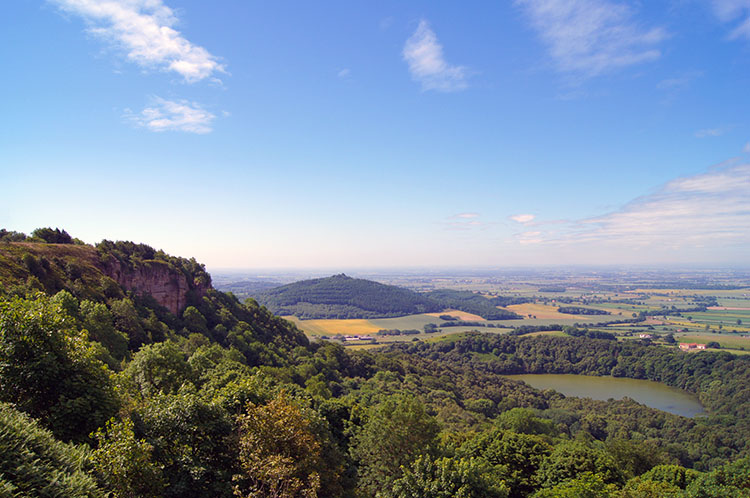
[284,316,380,336]
[426,309,486,321]
[506,303,587,320]
[668,320,693,327]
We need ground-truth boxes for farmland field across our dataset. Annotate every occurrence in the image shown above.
[507,303,607,320]
[285,312,514,344]
[674,332,750,351]
[284,317,381,336]
[425,309,485,321]
[271,274,750,349]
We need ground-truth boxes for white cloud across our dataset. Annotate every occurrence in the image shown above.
[52,0,225,82]
[510,213,535,223]
[127,97,215,133]
[694,128,725,138]
[515,0,666,77]
[744,142,750,153]
[710,0,750,39]
[519,161,750,257]
[518,231,543,245]
[443,213,491,230]
[403,20,467,92]
[337,68,351,78]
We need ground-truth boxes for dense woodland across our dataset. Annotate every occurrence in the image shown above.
[1,230,750,497]
[255,274,523,320]
[557,306,610,316]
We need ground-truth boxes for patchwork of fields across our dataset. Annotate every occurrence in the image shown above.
[285,313,513,344]
[275,279,750,352]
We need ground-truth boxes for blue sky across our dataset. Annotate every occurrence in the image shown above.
[2,0,749,269]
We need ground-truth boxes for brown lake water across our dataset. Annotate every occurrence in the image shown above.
[505,374,705,418]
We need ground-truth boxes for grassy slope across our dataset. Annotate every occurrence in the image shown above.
[0,242,111,299]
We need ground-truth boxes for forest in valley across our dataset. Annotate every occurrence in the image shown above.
[1,230,750,497]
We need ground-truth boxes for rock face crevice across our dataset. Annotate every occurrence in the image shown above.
[102,259,208,314]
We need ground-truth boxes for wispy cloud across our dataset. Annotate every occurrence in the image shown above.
[517,161,750,256]
[518,231,543,245]
[656,71,702,105]
[515,0,667,77]
[445,220,483,231]
[443,213,490,230]
[510,213,536,224]
[52,0,225,82]
[744,142,750,153]
[337,68,351,78]
[657,71,702,90]
[694,127,726,138]
[126,97,215,133]
[710,0,750,39]
[403,20,467,92]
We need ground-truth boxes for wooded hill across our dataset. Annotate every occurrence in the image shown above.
[254,274,524,320]
[2,228,750,497]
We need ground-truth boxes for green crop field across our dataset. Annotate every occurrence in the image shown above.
[675,332,750,350]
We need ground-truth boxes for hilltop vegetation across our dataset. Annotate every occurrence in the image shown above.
[2,229,750,497]
[0,231,308,366]
[254,274,523,320]
[255,274,440,318]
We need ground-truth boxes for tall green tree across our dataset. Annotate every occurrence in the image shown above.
[92,418,165,497]
[351,395,440,496]
[389,455,509,498]
[31,227,73,244]
[138,392,236,498]
[122,341,194,396]
[0,294,118,442]
[80,300,129,361]
[234,393,329,498]
[535,440,623,488]
[458,428,552,498]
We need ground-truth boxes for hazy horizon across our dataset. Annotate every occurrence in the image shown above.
[208,264,750,273]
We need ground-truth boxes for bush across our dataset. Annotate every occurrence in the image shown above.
[0,402,103,496]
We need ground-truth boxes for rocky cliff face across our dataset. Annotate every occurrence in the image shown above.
[102,259,208,314]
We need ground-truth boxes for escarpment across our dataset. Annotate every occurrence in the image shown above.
[100,257,209,314]
[0,240,210,315]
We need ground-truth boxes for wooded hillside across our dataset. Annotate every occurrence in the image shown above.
[1,230,749,497]
[255,274,523,320]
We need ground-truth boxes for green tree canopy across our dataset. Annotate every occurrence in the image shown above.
[390,455,509,498]
[122,341,194,397]
[234,393,328,498]
[92,417,165,498]
[0,294,118,442]
[31,227,74,244]
[351,395,440,496]
[535,440,623,488]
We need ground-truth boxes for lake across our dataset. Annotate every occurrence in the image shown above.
[505,374,705,418]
